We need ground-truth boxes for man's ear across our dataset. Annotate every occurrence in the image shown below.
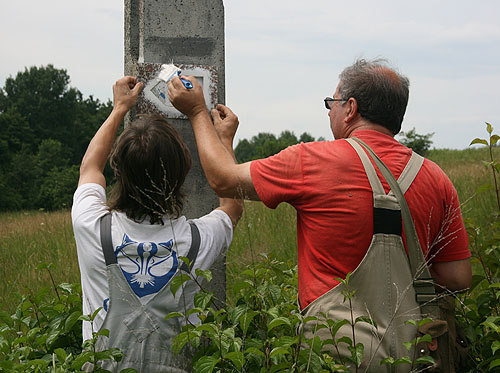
[344,97,358,123]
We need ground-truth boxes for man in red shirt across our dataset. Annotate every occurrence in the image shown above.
[168,59,471,309]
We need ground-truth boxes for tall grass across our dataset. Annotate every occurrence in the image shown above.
[0,210,79,313]
[0,145,498,313]
[428,146,500,228]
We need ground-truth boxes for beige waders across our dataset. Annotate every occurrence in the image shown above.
[301,138,442,372]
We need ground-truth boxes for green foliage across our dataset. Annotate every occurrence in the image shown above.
[168,254,349,372]
[0,263,131,372]
[0,65,112,211]
[454,122,500,372]
[168,257,436,372]
[398,127,434,156]
[234,131,317,163]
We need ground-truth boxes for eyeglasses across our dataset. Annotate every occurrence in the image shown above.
[324,97,347,109]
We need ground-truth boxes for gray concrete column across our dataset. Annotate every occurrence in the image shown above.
[124,0,226,309]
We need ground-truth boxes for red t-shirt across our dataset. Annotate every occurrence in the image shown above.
[250,130,470,309]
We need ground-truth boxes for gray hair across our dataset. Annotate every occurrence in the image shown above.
[338,59,410,135]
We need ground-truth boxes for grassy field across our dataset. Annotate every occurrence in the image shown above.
[0,145,498,313]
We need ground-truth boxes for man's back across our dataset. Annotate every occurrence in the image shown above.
[250,129,470,308]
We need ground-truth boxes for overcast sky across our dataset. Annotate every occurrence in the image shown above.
[1,0,499,149]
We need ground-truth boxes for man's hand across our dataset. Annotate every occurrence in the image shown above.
[113,76,144,114]
[168,76,207,118]
[212,104,239,149]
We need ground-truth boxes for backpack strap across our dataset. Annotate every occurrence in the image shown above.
[99,212,117,266]
[179,222,201,273]
[351,137,439,316]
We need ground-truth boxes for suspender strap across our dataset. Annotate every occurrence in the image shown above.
[180,222,201,273]
[349,137,439,315]
[100,212,117,266]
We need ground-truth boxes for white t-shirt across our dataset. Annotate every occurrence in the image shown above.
[71,183,233,341]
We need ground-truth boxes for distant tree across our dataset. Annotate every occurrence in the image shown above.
[398,127,434,156]
[299,132,315,143]
[234,131,319,163]
[278,130,298,149]
[0,65,112,210]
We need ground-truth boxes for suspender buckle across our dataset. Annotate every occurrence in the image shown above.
[413,278,437,304]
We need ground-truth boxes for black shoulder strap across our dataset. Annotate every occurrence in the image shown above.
[180,222,201,272]
[99,212,117,266]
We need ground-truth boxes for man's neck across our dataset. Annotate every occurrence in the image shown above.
[344,119,394,138]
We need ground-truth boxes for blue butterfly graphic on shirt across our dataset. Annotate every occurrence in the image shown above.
[114,234,178,298]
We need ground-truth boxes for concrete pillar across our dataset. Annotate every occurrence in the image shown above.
[123,0,226,320]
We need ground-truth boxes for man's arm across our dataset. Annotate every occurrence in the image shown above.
[211,104,244,227]
[430,258,472,293]
[168,76,259,201]
[78,76,143,188]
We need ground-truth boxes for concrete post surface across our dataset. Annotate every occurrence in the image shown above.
[124,0,226,336]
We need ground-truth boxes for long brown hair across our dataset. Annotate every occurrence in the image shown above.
[107,114,191,224]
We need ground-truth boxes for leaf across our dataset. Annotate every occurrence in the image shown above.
[355,315,376,327]
[170,273,191,297]
[268,317,291,332]
[229,304,247,325]
[470,138,488,146]
[418,318,433,327]
[197,323,219,336]
[194,355,220,373]
[492,340,500,355]
[46,329,60,347]
[78,314,91,322]
[330,319,350,338]
[64,311,82,333]
[267,284,282,303]
[165,312,184,321]
[172,331,191,355]
[195,268,213,283]
[490,359,500,370]
[0,311,13,327]
[71,351,93,370]
[119,369,139,373]
[21,300,33,312]
[337,336,353,346]
[486,122,493,134]
[58,283,74,294]
[380,357,394,365]
[54,348,67,363]
[270,347,290,358]
[239,310,258,334]
[224,351,244,370]
[416,334,433,345]
[403,341,413,351]
[244,346,266,358]
[348,343,364,367]
[97,328,110,337]
[194,292,213,309]
[91,307,103,320]
[482,317,500,333]
[405,319,418,327]
[393,356,412,366]
[489,283,500,289]
[415,355,435,365]
[491,134,500,145]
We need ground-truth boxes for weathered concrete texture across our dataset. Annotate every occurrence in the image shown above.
[124,0,226,313]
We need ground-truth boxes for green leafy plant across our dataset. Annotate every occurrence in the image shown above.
[454,122,500,372]
[0,263,131,372]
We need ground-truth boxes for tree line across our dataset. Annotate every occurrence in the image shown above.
[0,65,112,210]
[0,65,433,211]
